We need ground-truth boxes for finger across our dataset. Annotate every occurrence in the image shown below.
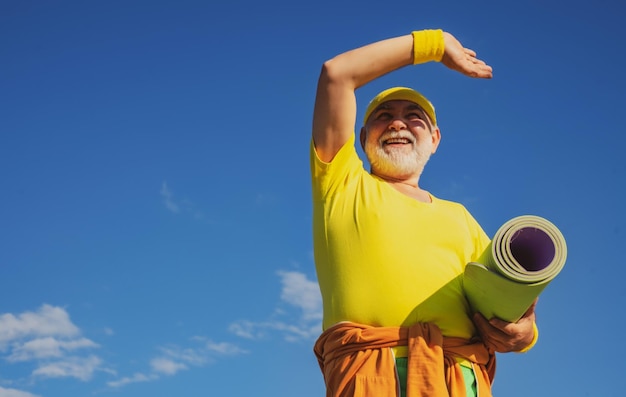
[488,317,510,330]
[469,57,487,66]
[474,313,503,338]
[473,312,489,328]
[459,59,492,76]
[463,47,477,57]
[482,332,509,353]
[472,65,493,78]
[465,67,493,79]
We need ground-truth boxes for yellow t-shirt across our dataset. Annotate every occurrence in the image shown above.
[311,135,490,341]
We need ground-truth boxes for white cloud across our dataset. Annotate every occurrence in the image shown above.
[32,355,102,381]
[160,182,204,218]
[150,358,187,375]
[0,305,105,384]
[160,181,180,213]
[107,373,156,388]
[109,338,247,389]
[229,271,323,342]
[0,387,40,397]
[267,321,320,341]
[0,305,79,346]
[205,341,248,355]
[158,346,207,366]
[8,337,99,362]
[2,305,248,393]
[228,321,260,339]
[231,319,319,341]
[278,271,323,322]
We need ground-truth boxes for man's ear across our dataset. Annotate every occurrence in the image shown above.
[359,127,366,150]
[431,127,442,154]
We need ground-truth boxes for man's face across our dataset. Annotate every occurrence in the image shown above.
[361,100,440,180]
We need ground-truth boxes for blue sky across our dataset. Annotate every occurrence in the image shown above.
[1,1,625,396]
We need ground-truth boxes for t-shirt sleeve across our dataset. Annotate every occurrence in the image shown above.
[310,133,364,200]
[463,208,491,262]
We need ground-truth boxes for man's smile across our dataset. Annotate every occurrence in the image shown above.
[383,137,413,146]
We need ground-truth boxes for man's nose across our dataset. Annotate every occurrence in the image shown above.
[388,118,406,131]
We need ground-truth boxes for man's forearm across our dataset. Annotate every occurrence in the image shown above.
[322,30,445,91]
[321,34,414,91]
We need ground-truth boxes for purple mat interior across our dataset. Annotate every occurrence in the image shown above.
[509,227,556,271]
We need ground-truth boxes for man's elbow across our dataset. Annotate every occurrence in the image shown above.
[319,57,349,87]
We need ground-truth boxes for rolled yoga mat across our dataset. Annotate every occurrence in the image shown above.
[464,215,567,322]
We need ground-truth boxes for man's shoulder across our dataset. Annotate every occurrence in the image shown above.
[432,195,487,236]
[431,195,466,210]
[431,195,482,221]
[311,133,369,198]
[310,133,364,176]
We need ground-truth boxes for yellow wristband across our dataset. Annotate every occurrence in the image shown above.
[411,29,445,65]
[517,322,539,353]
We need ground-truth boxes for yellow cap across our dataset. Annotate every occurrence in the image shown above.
[363,87,437,126]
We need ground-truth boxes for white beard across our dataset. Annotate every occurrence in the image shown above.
[364,130,433,179]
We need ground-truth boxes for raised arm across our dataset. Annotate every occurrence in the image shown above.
[311,30,493,163]
[312,34,414,162]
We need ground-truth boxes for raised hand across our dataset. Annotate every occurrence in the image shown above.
[441,32,493,79]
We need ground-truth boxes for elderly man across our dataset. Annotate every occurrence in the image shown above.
[311,29,537,397]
